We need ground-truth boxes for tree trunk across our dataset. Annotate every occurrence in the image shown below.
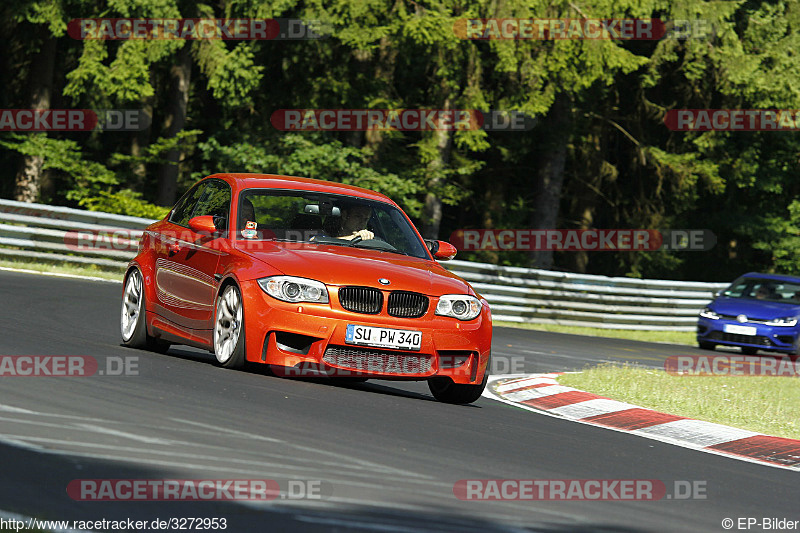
[563,131,610,273]
[528,95,570,269]
[130,73,155,191]
[421,99,453,239]
[13,34,56,202]
[156,44,192,206]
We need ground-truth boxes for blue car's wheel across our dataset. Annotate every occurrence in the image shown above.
[698,341,716,351]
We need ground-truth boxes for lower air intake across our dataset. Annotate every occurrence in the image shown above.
[323,345,432,374]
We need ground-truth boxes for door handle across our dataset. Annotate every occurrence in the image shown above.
[167,242,181,255]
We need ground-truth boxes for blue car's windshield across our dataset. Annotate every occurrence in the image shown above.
[721,278,800,303]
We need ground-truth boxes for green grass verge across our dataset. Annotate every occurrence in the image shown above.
[0,257,125,281]
[558,363,800,440]
[493,321,696,346]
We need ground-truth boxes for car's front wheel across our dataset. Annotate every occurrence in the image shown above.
[428,372,488,405]
[214,284,246,369]
[741,347,759,355]
[120,268,170,353]
[698,341,716,351]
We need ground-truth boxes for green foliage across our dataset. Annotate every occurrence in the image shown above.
[7,0,800,280]
[193,41,264,106]
[14,0,67,36]
[195,134,423,213]
[111,130,203,166]
[753,200,800,276]
[80,189,170,219]
[0,133,117,202]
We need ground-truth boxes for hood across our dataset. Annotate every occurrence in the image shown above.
[237,242,471,296]
[710,297,800,320]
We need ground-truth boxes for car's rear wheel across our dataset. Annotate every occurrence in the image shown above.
[741,347,759,355]
[120,268,170,353]
[214,284,246,369]
[428,372,488,405]
[698,341,716,351]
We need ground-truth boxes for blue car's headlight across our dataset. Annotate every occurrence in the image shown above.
[765,317,798,327]
[258,276,329,303]
[699,307,720,320]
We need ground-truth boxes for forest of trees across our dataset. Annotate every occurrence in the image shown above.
[2,0,800,282]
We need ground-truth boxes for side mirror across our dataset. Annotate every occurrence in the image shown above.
[432,241,457,261]
[189,215,217,235]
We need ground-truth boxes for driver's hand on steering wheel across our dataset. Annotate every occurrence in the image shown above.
[343,229,374,241]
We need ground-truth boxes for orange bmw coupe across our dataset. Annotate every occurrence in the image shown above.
[120,174,492,403]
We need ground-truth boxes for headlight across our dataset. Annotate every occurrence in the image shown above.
[699,307,719,320]
[436,295,482,321]
[766,317,798,327]
[258,276,329,304]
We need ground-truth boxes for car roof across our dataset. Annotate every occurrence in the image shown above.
[205,173,397,206]
[739,272,800,283]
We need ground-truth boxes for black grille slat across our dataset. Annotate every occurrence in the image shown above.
[324,345,432,374]
[719,314,769,324]
[339,286,382,314]
[388,291,428,318]
[707,331,773,346]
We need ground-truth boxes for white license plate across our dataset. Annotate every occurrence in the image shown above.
[345,324,422,351]
[724,324,757,336]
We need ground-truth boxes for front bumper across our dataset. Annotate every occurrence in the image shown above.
[240,280,492,384]
[697,317,799,353]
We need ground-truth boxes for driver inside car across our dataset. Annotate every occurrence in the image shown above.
[337,205,374,241]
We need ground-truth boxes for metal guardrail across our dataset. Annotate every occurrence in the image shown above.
[443,260,726,331]
[0,199,723,330]
[0,199,152,269]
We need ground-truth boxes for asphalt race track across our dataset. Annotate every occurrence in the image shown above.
[0,269,796,532]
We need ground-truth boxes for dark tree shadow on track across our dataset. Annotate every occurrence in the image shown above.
[0,440,650,533]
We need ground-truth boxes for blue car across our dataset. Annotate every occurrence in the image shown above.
[697,273,800,355]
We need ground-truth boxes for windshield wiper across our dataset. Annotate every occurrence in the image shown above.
[346,241,411,256]
[375,248,411,256]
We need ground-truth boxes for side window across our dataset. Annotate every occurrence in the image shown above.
[192,180,231,230]
[169,183,207,227]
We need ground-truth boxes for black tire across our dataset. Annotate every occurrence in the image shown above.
[741,347,759,356]
[213,284,246,369]
[428,371,488,405]
[698,341,716,351]
[120,268,170,353]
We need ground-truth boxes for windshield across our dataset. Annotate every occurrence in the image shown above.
[721,278,800,303]
[236,189,430,260]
